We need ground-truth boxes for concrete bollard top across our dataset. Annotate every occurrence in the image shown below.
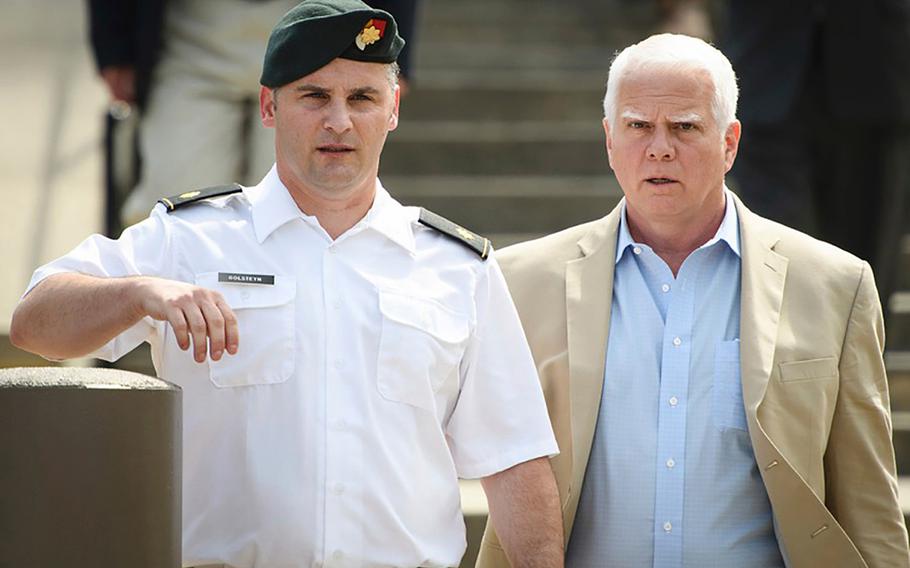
[0,366,179,390]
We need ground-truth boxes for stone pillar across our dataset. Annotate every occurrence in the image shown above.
[0,367,181,567]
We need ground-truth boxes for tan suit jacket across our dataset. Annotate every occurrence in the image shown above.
[477,195,910,567]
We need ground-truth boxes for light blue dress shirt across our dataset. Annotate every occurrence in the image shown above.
[566,193,784,567]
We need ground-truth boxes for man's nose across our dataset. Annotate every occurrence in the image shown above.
[646,128,675,161]
[323,101,353,134]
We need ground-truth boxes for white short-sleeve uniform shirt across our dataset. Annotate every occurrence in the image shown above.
[26,166,558,568]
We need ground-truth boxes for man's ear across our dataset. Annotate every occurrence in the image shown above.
[260,86,277,127]
[723,120,742,172]
[603,117,615,169]
[388,85,401,131]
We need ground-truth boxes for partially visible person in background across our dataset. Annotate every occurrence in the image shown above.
[722,0,910,306]
[87,0,418,229]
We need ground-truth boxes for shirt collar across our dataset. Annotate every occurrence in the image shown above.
[616,188,741,264]
[358,179,417,255]
[246,166,416,254]
[247,165,304,244]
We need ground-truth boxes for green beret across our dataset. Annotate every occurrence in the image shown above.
[260,0,405,88]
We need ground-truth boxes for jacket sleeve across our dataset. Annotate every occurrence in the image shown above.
[823,262,910,567]
[85,0,138,71]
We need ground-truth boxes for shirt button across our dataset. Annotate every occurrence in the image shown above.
[672,336,682,347]
[632,246,642,255]
[240,290,251,300]
[661,284,670,293]
[664,521,673,533]
[332,299,342,310]
[328,247,337,255]
[332,482,345,495]
[666,458,676,469]
[332,419,347,431]
[669,396,679,407]
[333,550,344,560]
[333,359,343,369]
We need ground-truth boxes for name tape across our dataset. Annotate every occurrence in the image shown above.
[217,272,275,285]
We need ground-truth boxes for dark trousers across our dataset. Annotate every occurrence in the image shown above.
[730,89,910,307]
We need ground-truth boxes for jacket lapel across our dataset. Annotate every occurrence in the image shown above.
[735,194,788,417]
[563,204,621,533]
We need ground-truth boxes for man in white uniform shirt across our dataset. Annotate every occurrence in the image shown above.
[10,1,563,566]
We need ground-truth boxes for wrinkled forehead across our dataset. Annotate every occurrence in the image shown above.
[615,64,715,112]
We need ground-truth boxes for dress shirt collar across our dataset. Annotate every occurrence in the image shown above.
[616,188,741,264]
[246,165,416,255]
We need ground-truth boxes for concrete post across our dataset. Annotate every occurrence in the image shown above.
[0,367,181,567]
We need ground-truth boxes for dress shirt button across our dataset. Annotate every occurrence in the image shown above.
[332,298,342,310]
[669,396,679,407]
[327,247,337,254]
[672,336,682,347]
[240,290,251,300]
[632,246,642,255]
[663,521,673,533]
[666,458,676,469]
[333,359,343,369]
[333,550,344,560]
[332,482,345,495]
[661,283,670,293]
[331,419,348,431]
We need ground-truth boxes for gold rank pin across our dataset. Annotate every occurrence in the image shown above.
[158,183,244,212]
[418,208,491,260]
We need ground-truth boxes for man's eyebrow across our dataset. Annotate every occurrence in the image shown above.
[292,85,382,95]
[620,110,649,121]
[668,112,704,123]
[293,84,328,93]
[350,86,381,95]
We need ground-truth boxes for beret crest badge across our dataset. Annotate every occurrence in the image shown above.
[355,18,386,50]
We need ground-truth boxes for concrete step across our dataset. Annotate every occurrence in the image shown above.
[420,1,602,27]
[418,20,605,45]
[412,68,610,91]
[385,174,620,234]
[888,293,910,351]
[414,42,615,71]
[900,235,910,289]
[401,85,605,122]
[382,122,607,176]
[380,142,608,176]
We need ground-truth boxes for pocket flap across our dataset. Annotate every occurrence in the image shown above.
[779,357,838,382]
[379,290,470,344]
[195,272,295,309]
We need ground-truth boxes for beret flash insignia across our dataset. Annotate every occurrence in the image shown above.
[355,18,386,50]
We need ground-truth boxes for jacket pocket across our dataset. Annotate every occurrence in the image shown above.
[195,272,296,388]
[778,357,838,383]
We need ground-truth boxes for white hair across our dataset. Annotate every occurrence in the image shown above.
[603,33,738,129]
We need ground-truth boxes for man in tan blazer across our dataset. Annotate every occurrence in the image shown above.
[478,34,909,567]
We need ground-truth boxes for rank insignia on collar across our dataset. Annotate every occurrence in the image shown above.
[355,18,386,51]
[418,208,491,260]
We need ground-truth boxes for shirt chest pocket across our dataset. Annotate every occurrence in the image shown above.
[376,290,470,412]
[195,272,296,388]
[713,339,747,431]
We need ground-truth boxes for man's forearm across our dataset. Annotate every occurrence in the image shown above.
[10,273,146,360]
[481,457,564,567]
